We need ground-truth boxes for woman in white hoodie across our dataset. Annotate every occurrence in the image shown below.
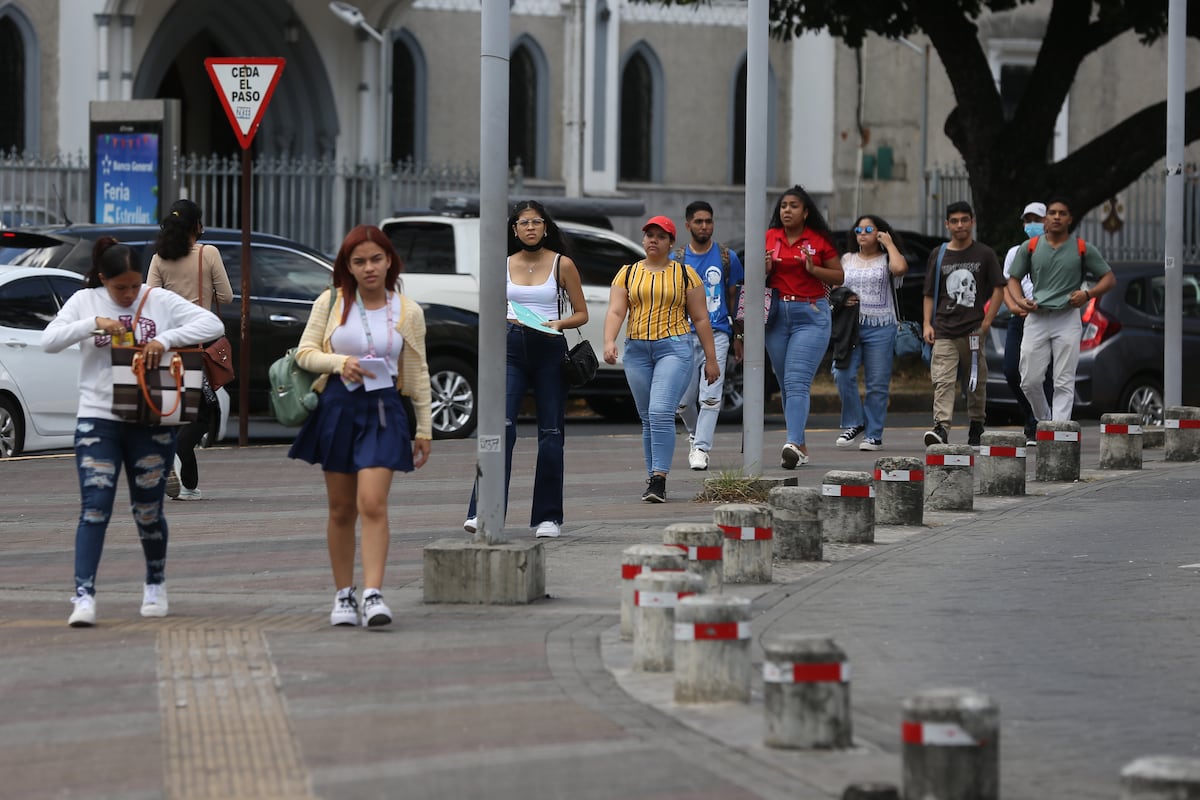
[42,236,224,627]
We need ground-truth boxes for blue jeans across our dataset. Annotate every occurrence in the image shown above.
[677,331,731,452]
[623,336,694,475]
[1004,314,1052,428]
[833,321,896,441]
[765,297,832,446]
[469,323,568,526]
[73,417,178,596]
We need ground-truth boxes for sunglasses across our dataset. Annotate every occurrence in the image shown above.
[854,226,876,234]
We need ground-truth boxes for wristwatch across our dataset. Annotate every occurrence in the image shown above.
[734,333,745,340]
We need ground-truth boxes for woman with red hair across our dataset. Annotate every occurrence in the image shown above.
[288,224,433,628]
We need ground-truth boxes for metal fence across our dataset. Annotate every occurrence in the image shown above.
[924,163,1200,263]
[0,150,520,254]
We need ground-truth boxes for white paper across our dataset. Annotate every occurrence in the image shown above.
[358,357,393,391]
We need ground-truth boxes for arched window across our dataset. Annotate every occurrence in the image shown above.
[730,55,778,185]
[619,44,664,182]
[508,36,548,178]
[509,45,537,176]
[391,30,426,163]
[0,11,32,154]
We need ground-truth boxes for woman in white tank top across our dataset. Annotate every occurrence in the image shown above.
[464,201,588,539]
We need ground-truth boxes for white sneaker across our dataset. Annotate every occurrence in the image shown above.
[361,591,392,627]
[534,521,561,538]
[68,591,96,627]
[330,588,359,626]
[463,517,478,534]
[780,443,809,469]
[140,583,169,618]
[175,487,202,501]
[688,448,709,471]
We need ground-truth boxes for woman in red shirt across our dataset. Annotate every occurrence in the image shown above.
[763,186,843,468]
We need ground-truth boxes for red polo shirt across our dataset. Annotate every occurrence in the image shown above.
[765,227,838,299]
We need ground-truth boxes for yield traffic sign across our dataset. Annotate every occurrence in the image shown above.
[204,57,286,150]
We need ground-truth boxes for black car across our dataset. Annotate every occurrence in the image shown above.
[0,224,479,438]
[983,261,1200,424]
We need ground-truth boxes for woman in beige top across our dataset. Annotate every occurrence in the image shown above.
[147,199,234,500]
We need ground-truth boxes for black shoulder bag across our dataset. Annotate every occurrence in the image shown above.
[555,255,599,387]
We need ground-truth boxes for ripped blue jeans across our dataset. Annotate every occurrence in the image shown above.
[73,418,178,596]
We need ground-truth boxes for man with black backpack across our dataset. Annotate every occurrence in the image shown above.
[1007,196,1116,422]
[674,200,745,470]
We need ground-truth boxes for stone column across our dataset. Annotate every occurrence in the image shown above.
[662,522,724,592]
[901,687,999,800]
[977,431,1027,496]
[1165,406,1200,462]
[631,571,706,672]
[673,595,752,703]
[762,634,852,749]
[1120,756,1200,799]
[820,470,875,544]
[873,456,924,526]
[1099,412,1144,470]
[768,486,823,560]
[713,503,773,584]
[619,544,687,640]
[1034,420,1082,482]
[924,445,975,511]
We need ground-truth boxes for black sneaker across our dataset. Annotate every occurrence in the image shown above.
[642,474,667,503]
[835,425,865,447]
[968,420,985,447]
[923,424,949,446]
[1024,420,1038,446]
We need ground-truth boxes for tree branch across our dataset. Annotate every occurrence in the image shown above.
[1049,85,1200,213]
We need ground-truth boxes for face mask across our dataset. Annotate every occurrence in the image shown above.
[1024,222,1045,238]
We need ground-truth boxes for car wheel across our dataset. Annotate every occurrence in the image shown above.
[0,396,24,458]
[718,355,744,424]
[1119,377,1164,426]
[585,394,639,421]
[428,355,477,439]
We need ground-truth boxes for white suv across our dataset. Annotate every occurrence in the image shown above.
[380,213,646,434]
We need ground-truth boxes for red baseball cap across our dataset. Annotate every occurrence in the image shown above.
[641,215,676,239]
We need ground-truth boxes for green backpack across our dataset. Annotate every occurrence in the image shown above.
[268,288,336,427]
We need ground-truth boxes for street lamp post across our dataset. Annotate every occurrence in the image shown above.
[329,1,388,167]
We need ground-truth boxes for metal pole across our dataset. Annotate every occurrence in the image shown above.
[742,0,768,474]
[1163,0,1186,407]
[237,147,252,447]
[475,0,510,543]
[919,44,929,232]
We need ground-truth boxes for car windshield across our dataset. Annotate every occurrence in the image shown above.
[0,241,74,269]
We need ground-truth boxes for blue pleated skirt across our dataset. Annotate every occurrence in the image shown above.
[288,378,414,473]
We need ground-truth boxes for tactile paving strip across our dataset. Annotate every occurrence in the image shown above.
[158,624,315,800]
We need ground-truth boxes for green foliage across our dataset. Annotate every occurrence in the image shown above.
[695,469,773,503]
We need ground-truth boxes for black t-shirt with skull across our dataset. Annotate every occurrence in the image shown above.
[922,241,1004,338]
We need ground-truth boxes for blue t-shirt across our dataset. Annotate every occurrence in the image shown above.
[678,243,744,336]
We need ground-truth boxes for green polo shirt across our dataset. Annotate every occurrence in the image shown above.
[1009,236,1111,310]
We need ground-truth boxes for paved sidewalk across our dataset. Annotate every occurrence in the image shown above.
[0,422,1193,799]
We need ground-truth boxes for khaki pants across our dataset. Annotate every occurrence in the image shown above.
[930,334,987,427]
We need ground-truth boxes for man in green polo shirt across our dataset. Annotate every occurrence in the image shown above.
[1007,196,1116,421]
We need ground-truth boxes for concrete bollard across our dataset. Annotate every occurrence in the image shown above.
[976,431,1027,496]
[924,445,975,511]
[901,687,999,800]
[632,571,705,672]
[673,595,752,703]
[1099,412,1144,470]
[768,486,823,561]
[1165,406,1200,462]
[713,503,773,584]
[1120,755,1200,799]
[873,457,924,526]
[842,785,900,800]
[620,545,687,641]
[762,634,852,749]
[820,470,875,544]
[662,522,724,592]
[1034,420,1082,482]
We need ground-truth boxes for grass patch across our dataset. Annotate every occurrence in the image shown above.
[694,469,773,503]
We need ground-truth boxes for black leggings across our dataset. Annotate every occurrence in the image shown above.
[174,396,219,490]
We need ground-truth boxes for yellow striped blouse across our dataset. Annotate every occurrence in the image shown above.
[613,260,701,340]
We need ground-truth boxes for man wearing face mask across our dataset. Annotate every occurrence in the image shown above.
[1002,202,1052,444]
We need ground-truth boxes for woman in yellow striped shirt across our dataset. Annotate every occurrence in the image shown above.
[603,215,719,502]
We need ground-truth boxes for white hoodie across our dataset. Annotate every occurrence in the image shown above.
[41,285,226,422]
